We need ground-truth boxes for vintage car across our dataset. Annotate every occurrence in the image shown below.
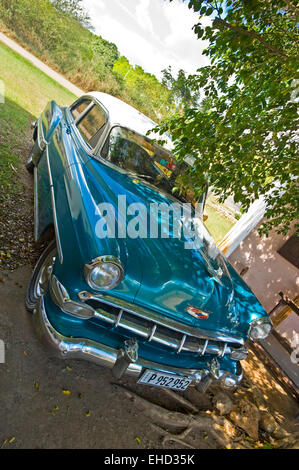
[25,92,272,392]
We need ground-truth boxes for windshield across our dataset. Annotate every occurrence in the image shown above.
[101,126,206,206]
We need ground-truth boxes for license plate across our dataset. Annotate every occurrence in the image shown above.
[138,369,192,390]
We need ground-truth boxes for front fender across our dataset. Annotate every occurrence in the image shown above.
[44,142,142,304]
[226,263,269,337]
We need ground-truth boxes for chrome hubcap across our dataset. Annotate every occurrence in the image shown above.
[34,249,56,300]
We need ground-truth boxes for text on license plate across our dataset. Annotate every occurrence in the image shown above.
[138,370,192,390]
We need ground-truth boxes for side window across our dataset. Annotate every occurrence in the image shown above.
[70,99,91,120]
[76,104,107,149]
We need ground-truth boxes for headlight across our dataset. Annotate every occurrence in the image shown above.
[84,256,124,291]
[248,317,272,341]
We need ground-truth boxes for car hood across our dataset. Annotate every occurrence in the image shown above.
[82,158,266,338]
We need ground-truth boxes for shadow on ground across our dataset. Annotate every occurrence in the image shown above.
[0,267,161,449]
[0,97,36,271]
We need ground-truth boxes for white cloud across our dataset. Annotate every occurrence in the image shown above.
[135,0,154,36]
[82,0,210,79]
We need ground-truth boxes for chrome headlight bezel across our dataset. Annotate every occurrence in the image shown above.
[84,256,124,291]
[248,317,273,341]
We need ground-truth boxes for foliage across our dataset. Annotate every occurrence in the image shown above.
[0,40,76,194]
[113,57,174,120]
[0,0,173,121]
[156,0,299,235]
[51,0,91,28]
[161,66,201,112]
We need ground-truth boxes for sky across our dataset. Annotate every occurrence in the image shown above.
[82,0,210,80]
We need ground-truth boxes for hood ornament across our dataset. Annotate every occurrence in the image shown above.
[185,306,210,320]
[216,267,223,277]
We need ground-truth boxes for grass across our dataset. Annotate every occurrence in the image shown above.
[0,41,76,193]
[204,206,235,244]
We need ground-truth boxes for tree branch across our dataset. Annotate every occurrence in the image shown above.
[213,18,288,60]
[281,1,299,18]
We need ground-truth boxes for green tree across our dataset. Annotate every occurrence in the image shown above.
[113,58,174,120]
[162,66,201,112]
[91,36,119,80]
[156,0,299,235]
[113,56,132,79]
[51,0,91,28]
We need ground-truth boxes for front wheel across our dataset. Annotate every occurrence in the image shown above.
[26,240,57,312]
[25,154,34,174]
[25,138,40,174]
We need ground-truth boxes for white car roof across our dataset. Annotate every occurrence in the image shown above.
[87,91,173,151]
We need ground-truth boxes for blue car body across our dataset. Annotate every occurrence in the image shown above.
[29,92,270,390]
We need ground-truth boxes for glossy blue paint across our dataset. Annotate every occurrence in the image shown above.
[35,96,269,375]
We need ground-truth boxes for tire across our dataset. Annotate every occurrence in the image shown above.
[26,240,57,313]
[25,154,34,174]
[26,133,38,174]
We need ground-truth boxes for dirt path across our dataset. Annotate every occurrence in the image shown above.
[0,31,83,97]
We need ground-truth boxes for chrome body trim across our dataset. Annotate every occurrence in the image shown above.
[37,115,47,151]
[34,296,244,387]
[33,166,39,242]
[78,291,245,346]
[178,334,187,354]
[201,339,209,356]
[89,302,247,357]
[46,147,63,264]
[48,279,247,360]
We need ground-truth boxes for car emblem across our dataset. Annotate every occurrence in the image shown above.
[185,306,210,319]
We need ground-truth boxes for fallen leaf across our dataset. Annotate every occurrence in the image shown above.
[65,366,72,371]
[85,411,90,417]
[135,437,141,444]
[1,439,8,448]
[34,382,39,390]
[62,389,71,396]
[262,442,275,449]
[9,437,15,444]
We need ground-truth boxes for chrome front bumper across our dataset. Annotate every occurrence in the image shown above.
[34,296,243,388]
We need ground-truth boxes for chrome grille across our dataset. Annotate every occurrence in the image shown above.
[80,294,246,358]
